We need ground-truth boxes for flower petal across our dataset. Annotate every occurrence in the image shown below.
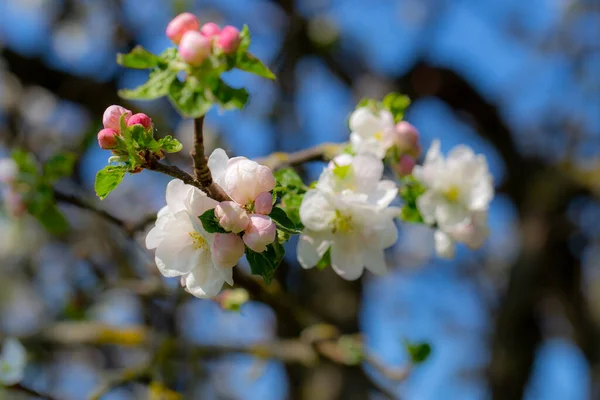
[184,264,229,298]
[207,148,230,187]
[155,232,198,277]
[299,190,335,231]
[434,230,455,259]
[297,232,331,269]
[330,239,365,280]
[166,179,195,214]
[363,249,388,276]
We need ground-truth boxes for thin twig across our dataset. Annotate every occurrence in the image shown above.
[5,383,60,400]
[190,117,231,201]
[255,142,344,170]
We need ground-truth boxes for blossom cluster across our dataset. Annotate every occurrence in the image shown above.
[146,150,278,298]
[298,103,494,278]
[98,105,153,151]
[0,157,25,218]
[166,13,241,66]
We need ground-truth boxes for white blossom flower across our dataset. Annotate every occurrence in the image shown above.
[319,153,398,209]
[298,190,399,280]
[297,154,399,280]
[0,337,26,385]
[413,140,494,257]
[349,107,396,159]
[146,180,234,298]
[0,158,18,184]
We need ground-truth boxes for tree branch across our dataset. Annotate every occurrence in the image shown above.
[4,383,59,400]
[190,117,231,202]
[255,142,343,170]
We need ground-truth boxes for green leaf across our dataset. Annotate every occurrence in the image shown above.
[356,98,379,112]
[399,176,426,224]
[199,208,228,234]
[95,166,127,200]
[26,185,54,215]
[403,340,432,365]
[128,124,154,149]
[278,192,304,228]
[236,52,276,80]
[36,205,69,236]
[156,136,183,153]
[117,46,162,69]
[168,79,213,118]
[315,247,331,270]
[43,153,77,183]
[382,93,411,123]
[238,25,251,53]
[269,206,303,235]
[245,240,285,284]
[274,168,305,191]
[118,67,178,100]
[11,149,37,175]
[211,79,250,110]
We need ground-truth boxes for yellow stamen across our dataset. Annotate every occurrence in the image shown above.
[373,131,383,141]
[333,210,354,234]
[445,186,460,202]
[189,231,208,250]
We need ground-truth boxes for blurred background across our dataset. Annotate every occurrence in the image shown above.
[0,0,599,399]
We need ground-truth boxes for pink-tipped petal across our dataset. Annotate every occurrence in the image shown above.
[242,214,276,253]
[97,128,119,149]
[216,26,241,53]
[179,31,212,66]
[253,191,273,215]
[102,105,132,132]
[166,12,200,45]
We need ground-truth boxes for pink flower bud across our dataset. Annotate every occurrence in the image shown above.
[254,191,273,215]
[395,121,419,150]
[393,155,416,177]
[166,12,200,45]
[211,233,245,268]
[97,128,119,149]
[179,31,212,66]
[2,188,26,218]
[215,201,250,233]
[243,214,276,253]
[103,105,132,132]
[200,22,221,38]
[216,26,241,53]
[127,113,152,130]
[223,158,276,206]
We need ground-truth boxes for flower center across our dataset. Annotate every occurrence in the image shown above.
[445,185,460,202]
[189,231,208,250]
[373,131,383,141]
[333,210,354,234]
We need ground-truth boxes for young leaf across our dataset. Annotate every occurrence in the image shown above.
[382,93,411,123]
[198,209,228,234]
[403,340,432,365]
[117,46,162,69]
[118,67,178,100]
[269,207,302,234]
[43,152,77,183]
[245,240,285,284]
[156,136,183,153]
[36,205,69,236]
[399,176,426,224]
[315,247,331,270]
[278,192,304,228]
[274,168,306,191]
[168,79,213,118]
[236,52,276,80]
[238,25,251,53]
[211,79,250,110]
[95,166,127,200]
[11,149,38,175]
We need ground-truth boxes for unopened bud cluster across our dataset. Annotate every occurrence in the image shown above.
[166,13,241,67]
